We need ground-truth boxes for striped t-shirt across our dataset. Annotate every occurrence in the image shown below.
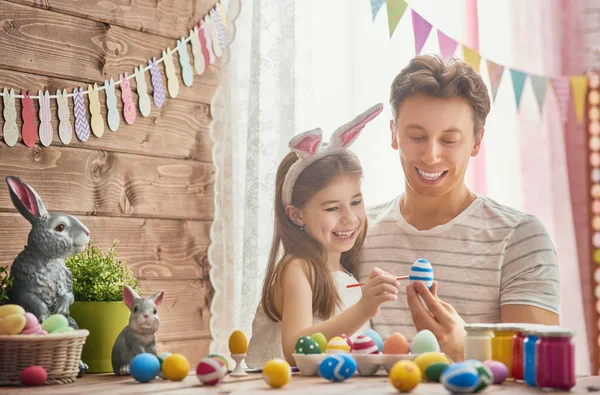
[358,194,560,341]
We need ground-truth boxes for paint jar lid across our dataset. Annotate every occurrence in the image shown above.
[464,323,496,333]
[492,323,531,332]
[536,326,574,337]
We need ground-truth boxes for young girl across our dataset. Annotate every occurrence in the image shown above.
[246,103,401,367]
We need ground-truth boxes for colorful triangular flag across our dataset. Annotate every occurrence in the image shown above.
[510,69,527,111]
[386,0,408,38]
[486,60,504,102]
[371,0,385,20]
[570,75,589,123]
[552,76,571,123]
[437,30,458,58]
[411,10,432,55]
[462,45,481,73]
[530,75,548,114]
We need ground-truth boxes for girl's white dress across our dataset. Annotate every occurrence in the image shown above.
[245,270,371,368]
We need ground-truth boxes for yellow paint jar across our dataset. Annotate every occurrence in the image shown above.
[491,324,526,378]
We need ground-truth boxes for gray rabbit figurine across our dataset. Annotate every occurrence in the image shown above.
[112,285,164,375]
[6,176,90,326]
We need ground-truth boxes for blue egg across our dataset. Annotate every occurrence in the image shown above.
[363,329,383,352]
[130,353,160,383]
[409,258,434,289]
[441,362,480,393]
[318,354,357,382]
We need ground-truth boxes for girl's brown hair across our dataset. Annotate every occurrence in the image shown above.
[261,151,367,322]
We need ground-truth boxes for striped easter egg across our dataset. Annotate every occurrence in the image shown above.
[326,336,351,354]
[318,354,357,382]
[196,357,227,386]
[351,334,379,354]
[441,362,480,393]
[409,258,434,289]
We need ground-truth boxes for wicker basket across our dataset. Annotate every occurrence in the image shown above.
[0,329,89,385]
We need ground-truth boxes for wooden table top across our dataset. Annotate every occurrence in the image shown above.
[1,372,599,394]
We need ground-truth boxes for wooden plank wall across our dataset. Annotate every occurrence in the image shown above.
[0,0,219,366]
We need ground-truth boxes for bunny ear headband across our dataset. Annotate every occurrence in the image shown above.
[281,103,384,207]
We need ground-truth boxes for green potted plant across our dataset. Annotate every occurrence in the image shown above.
[66,240,141,373]
[0,265,13,306]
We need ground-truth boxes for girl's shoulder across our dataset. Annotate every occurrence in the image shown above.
[275,255,313,283]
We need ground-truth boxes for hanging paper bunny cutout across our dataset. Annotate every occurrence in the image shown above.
[162,49,180,98]
[56,89,73,145]
[120,73,136,125]
[73,87,91,142]
[21,90,37,147]
[201,20,216,65]
[38,90,53,146]
[205,15,222,58]
[88,83,105,138]
[3,88,18,147]
[177,38,194,87]
[104,78,120,131]
[190,27,206,75]
[148,57,166,108]
[134,66,152,117]
[198,23,211,71]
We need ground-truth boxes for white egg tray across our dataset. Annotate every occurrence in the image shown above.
[292,353,417,377]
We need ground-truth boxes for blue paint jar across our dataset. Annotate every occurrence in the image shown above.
[523,328,540,387]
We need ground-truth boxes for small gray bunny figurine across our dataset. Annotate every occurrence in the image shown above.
[111,285,164,375]
[6,176,90,325]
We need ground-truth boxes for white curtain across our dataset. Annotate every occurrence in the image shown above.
[209,0,590,375]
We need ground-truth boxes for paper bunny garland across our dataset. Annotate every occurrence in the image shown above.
[281,103,384,207]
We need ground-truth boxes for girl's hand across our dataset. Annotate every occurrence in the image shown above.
[357,267,400,318]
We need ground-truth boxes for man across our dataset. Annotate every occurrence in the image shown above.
[359,55,560,362]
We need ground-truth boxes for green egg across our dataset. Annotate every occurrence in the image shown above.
[424,362,449,382]
[51,326,74,334]
[41,314,69,333]
[294,336,321,354]
[310,333,327,353]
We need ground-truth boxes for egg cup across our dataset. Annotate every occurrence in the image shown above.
[292,353,328,376]
[230,353,248,377]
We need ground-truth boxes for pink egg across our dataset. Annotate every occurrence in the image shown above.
[351,334,379,354]
[20,313,41,335]
[19,366,47,386]
[483,360,508,384]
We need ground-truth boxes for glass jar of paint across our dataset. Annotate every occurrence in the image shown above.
[464,324,495,362]
[491,324,525,378]
[511,324,537,381]
[523,327,541,387]
[535,327,575,390]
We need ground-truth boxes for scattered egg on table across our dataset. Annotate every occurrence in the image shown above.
[130,353,160,383]
[389,360,421,392]
[228,330,248,354]
[162,354,190,381]
[262,358,292,388]
[441,362,480,393]
[40,314,69,334]
[325,336,351,354]
[351,334,379,354]
[318,354,356,382]
[295,336,321,354]
[157,352,172,379]
[310,332,328,353]
[0,313,26,335]
[362,329,383,352]
[424,362,449,382]
[414,352,450,375]
[409,258,434,289]
[19,366,47,386]
[207,353,229,371]
[196,357,227,386]
[411,329,440,354]
[483,360,508,384]
[465,359,493,392]
[338,333,353,349]
[383,332,410,354]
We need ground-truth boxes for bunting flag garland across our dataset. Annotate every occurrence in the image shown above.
[370,0,589,123]
[0,0,227,148]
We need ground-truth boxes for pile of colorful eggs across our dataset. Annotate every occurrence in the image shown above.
[129,352,190,383]
[0,304,74,335]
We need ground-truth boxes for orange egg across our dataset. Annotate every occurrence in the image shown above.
[228,330,248,354]
[383,333,410,354]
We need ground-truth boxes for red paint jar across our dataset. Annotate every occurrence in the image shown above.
[511,329,526,381]
[535,327,575,390]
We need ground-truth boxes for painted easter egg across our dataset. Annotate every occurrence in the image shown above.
[0,304,25,318]
[414,352,450,375]
[465,359,493,392]
[411,329,440,354]
[424,362,449,382]
[207,353,229,371]
[40,314,69,333]
[483,360,508,384]
[196,357,227,386]
[338,333,353,348]
[311,332,328,353]
[363,329,383,352]
[295,336,321,354]
[409,258,434,288]
[383,332,410,354]
[228,330,248,354]
[389,360,421,392]
[0,314,26,335]
[20,313,41,335]
[326,336,351,354]
[318,354,356,382]
[351,334,379,354]
[130,353,160,383]
[162,354,190,381]
[262,358,292,388]
[157,352,172,379]
[19,366,47,386]
[441,362,480,393]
